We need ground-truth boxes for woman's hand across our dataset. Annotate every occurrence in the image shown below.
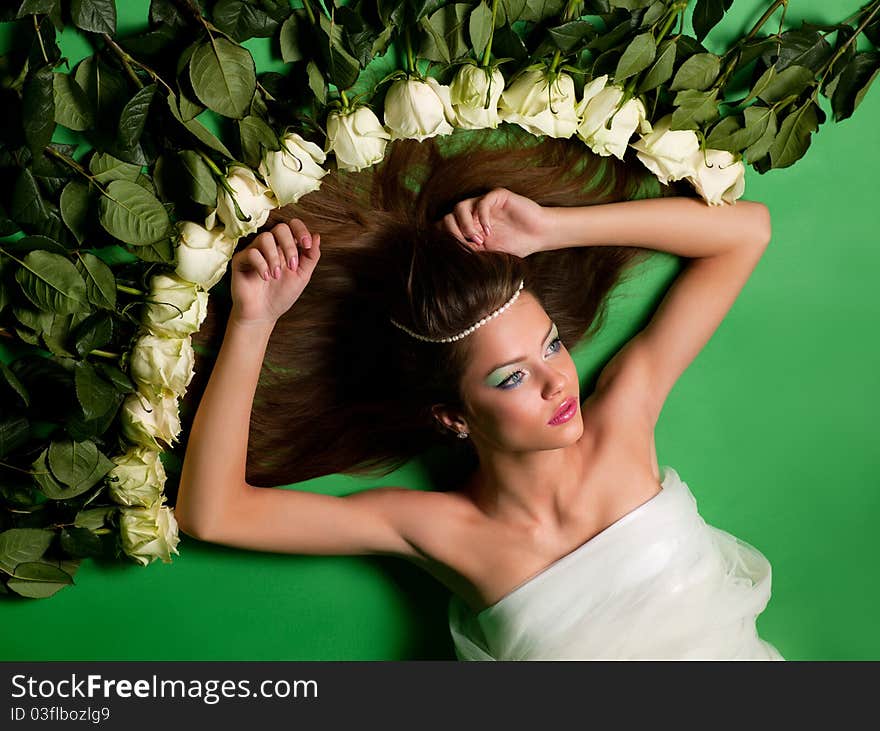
[438,187,549,258]
[229,219,321,327]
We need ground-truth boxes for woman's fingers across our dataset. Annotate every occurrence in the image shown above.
[442,213,467,244]
[454,200,483,243]
[296,232,321,277]
[475,193,497,237]
[271,222,298,271]
[254,231,283,279]
[243,246,271,281]
[286,218,313,249]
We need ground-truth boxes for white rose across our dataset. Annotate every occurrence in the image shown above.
[498,68,580,138]
[142,273,208,339]
[120,391,182,450]
[119,500,180,567]
[384,76,455,142]
[686,148,746,205]
[577,78,652,160]
[449,65,505,129]
[205,165,276,239]
[326,105,391,172]
[129,334,195,400]
[107,447,167,508]
[258,132,328,207]
[629,114,701,184]
[174,221,236,290]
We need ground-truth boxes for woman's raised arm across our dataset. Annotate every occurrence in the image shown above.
[173,221,425,560]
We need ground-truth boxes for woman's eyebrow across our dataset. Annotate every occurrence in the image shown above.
[483,322,556,379]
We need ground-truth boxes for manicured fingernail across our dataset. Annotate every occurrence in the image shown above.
[289,256,297,270]
[473,233,483,244]
[288,256,295,270]
[303,235,312,247]
[273,265,281,279]
[262,271,269,281]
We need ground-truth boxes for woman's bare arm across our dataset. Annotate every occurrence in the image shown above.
[174,316,273,538]
[539,197,773,429]
[540,196,771,258]
[173,222,424,559]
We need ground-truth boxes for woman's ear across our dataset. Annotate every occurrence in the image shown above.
[431,404,468,436]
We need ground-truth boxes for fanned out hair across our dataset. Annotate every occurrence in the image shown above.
[183,126,689,488]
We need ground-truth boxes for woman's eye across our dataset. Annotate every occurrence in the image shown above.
[546,336,562,355]
[498,371,525,389]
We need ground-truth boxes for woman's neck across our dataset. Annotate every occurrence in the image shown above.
[465,440,589,533]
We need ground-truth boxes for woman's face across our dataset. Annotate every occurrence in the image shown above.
[449,291,584,452]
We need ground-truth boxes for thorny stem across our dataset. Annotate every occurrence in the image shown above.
[100,34,173,95]
[45,147,106,191]
[33,15,49,65]
[101,34,145,89]
[812,0,880,102]
[481,0,500,67]
[743,0,789,44]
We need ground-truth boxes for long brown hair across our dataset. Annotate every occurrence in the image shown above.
[183,126,689,488]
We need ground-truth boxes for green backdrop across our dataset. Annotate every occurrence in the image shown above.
[1,0,878,660]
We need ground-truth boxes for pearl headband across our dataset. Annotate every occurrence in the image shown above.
[389,279,525,343]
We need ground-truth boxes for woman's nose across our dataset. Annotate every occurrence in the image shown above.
[542,365,567,399]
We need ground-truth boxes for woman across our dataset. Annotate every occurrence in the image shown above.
[174,129,782,660]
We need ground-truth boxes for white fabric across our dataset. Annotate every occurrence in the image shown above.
[448,465,783,660]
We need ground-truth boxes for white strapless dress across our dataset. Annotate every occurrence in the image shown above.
[448,466,783,660]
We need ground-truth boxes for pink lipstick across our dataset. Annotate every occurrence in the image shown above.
[548,397,578,425]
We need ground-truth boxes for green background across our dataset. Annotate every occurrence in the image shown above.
[1,0,878,660]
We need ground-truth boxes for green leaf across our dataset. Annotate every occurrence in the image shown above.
[757,64,815,104]
[419,3,471,64]
[768,100,820,169]
[72,311,113,358]
[0,528,54,575]
[60,181,90,244]
[74,360,117,419]
[23,66,55,154]
[47,438,114,494]
[670,52,721,91]
[615,32,656,82]
[469,1,493,60]
[177,151,218,207]
[188,37,256,119]
[89,152,141,184]
[0,416,30,459]
[706,105,776,155]
[548,19,596,53]
[743,107,778,164]
[279,12,304,64]
[238,115,278,169]
[830,51,880,122]
[213,0,278,41]
[73,252,116,310]
[670,88,719,130]
[52,72,94,131]
[70,0,116,35]
[14,250,88,314]
[306,61,327,105]
[60,526,106,558]
[692,0,733,43]
[317,13,361,90]
[117,84,157,152]
[98,179,171,246]
[0,363,30,408]
[7,559,78,598]
[165,93,234,159]
[638,38,677,93]
[609,0,653,8]
[75,506,116,531]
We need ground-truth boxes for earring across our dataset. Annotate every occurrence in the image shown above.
[457,431,469,439]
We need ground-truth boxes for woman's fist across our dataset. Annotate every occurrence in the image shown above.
[229,219,321,327]
[437,187,548,258]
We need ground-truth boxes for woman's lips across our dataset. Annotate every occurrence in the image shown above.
[548,397,578,425]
